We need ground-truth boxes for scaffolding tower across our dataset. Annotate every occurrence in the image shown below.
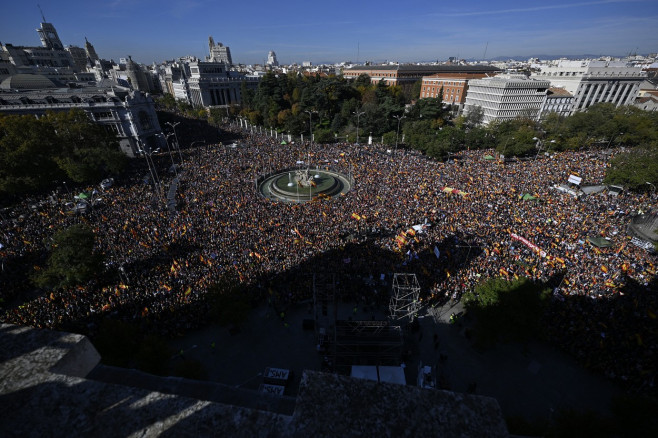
[389,273,421,321]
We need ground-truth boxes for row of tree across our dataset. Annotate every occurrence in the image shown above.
[0,109,126,199]
[229,73,658,190]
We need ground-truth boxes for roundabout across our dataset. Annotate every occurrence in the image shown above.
[257,167,353,202]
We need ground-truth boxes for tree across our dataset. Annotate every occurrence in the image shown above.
[463,105,484,128]
[463,277,551,346]
[410,79,422,101]
[207,273,251,328]
[0,114,63,196]
[605,147,658,189]
[34,223,103,289]
[47,109,126,183]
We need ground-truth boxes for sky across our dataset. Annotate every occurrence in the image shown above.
[1,0,657,66]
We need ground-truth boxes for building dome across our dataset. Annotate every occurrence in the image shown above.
[0,74,61,90]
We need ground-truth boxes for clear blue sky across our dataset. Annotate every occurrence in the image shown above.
[2,0,657,65]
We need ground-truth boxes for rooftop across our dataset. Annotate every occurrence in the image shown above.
[0,323,509,437]
[344,64,501,73]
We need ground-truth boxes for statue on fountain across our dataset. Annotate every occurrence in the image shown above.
[295,168,313,187]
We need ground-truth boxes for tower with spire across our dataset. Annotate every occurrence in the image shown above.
[35,5,64,50]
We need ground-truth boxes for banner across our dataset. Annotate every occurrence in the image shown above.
[568,175,582,185]
[510,232,547,258]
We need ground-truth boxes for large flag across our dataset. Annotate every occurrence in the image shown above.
[351,213,361,221]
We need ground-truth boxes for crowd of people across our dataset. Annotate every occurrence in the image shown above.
[0,122,656,394]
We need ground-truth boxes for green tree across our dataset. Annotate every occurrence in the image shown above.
[207,273,251,328]
[605,147,658,189]
[463,277,551,347]
[0,114,63,196]
[47,109,125,183]
[410,79,422,100]
[34,223,103,289]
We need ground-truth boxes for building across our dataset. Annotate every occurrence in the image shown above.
[0,323,510,437]
[463,74,550,125]
[634,95,658,112]
[162,39,259,108]
[84,37,99,63]
[531,60,646,113]
[66,45,88,72]
[187,60,251,107]
[267,50,279,67]
[539,87,573,119]
[36,21,64,50]
[419,72,492,105]
[0,17,96,85]
[208,37,232,65]
[0,75,165,157]
[343,64,501,94]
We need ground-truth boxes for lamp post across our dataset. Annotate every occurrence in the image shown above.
[165,121,183,162]
[393,114,405,154]
[647,182,656,194]
[501,136,514,162]
[533,136,556,160]
[305,110,316,146]
[353,110,365,144]
[138,140,162,200]
[607,132,624,148]
[159,133,177,170]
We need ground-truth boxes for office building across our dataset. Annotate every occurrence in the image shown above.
[463,74,550,125]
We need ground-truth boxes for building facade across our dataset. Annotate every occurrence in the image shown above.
[186,61,260,107]
[538,87,573,119]
[343,65,501,94]
[419,72,492,104]
[531,60,646,113]
[463,75,550,125]
[267,50,279,67]
[208,37,232,65]
[66,46,88,72]
[0,78,165,157]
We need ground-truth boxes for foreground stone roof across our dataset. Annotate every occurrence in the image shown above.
[0,324,508,437]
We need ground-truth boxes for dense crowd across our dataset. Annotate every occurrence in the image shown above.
[1,124,656,394]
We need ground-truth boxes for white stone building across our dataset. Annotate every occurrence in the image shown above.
[267,51,279,67]
[463,75,550,125]
[531,60,646,113]
[0,76,165,157]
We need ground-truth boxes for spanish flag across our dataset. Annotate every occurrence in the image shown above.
[185,287,192,296]
[351,213,361,221]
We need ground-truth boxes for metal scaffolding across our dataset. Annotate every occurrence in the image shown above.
[333,320,403,373]
[389,273,421,321]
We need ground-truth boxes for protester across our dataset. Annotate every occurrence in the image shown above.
[1,123,655,394]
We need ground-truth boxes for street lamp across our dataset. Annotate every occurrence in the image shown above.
[647,182,656,194]
[533,136,556,160]
[305,110,316,145]
[353,110,365,144]
[158,133,177,171]
[607,132,624,148]
[138,140,162,200]
[165,121,183,162]
[393,114,405,153]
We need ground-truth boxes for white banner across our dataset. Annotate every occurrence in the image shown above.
[568,175,582,185]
